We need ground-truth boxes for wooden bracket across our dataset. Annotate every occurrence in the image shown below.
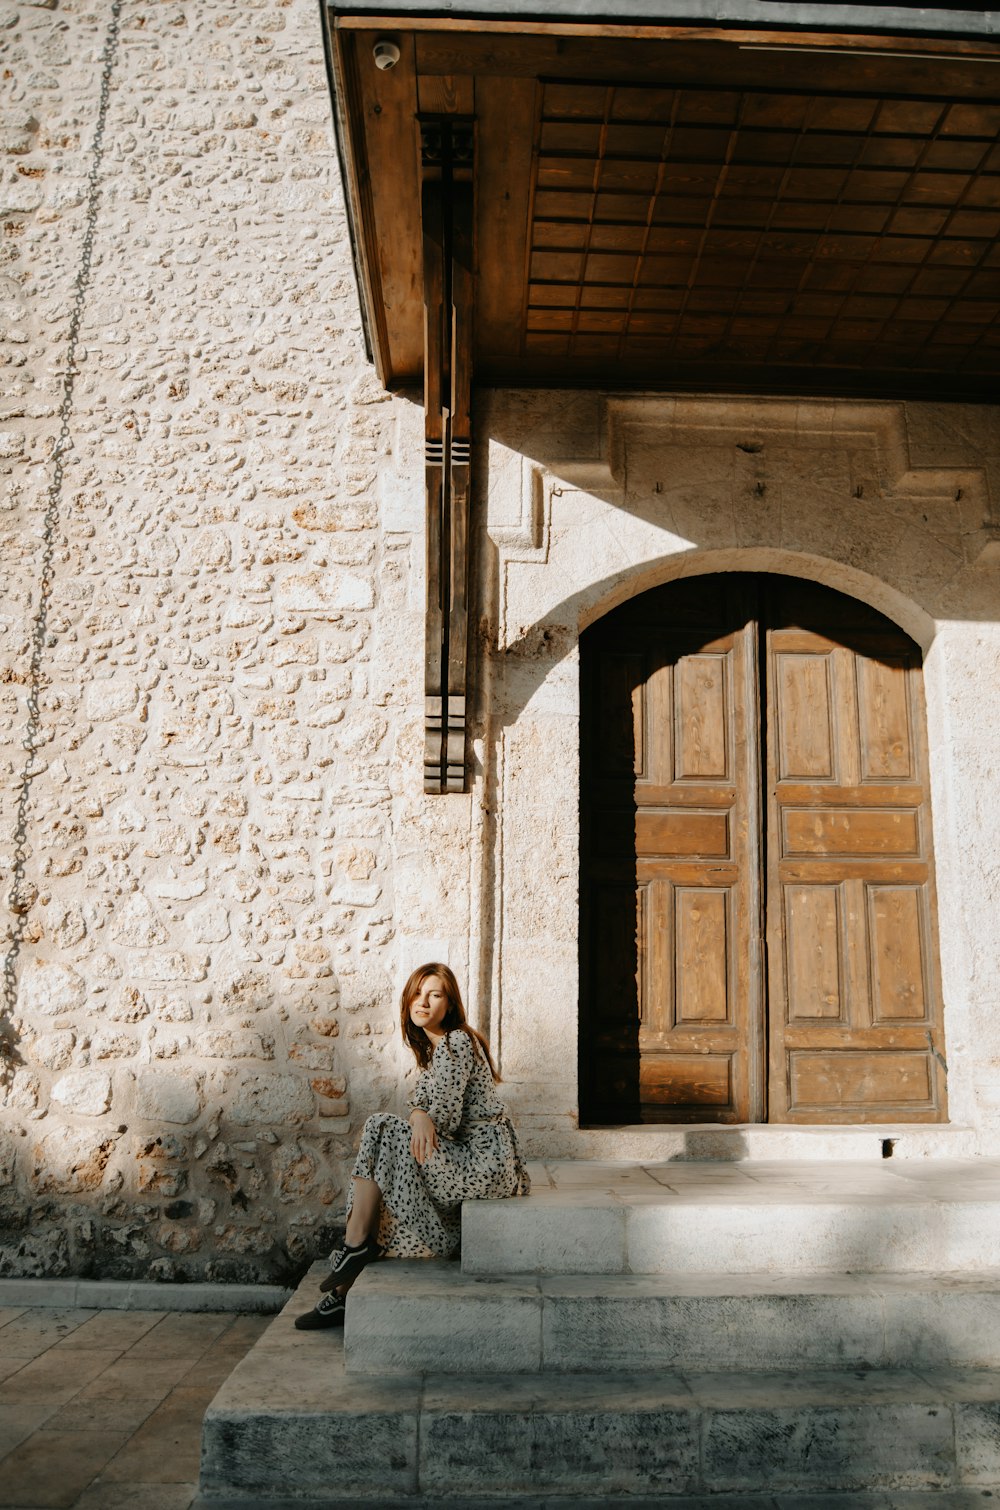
[421,117,474,795]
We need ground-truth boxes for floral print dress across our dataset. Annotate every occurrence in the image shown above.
[348,1029,530,1258]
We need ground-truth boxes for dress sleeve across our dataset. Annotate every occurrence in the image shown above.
[425,1031,474,1137]
[407,1070,432,1113]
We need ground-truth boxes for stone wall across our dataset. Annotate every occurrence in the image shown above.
[3,0,1000,1285]
[0,0,476,1282]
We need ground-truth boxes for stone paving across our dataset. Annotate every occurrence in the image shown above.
[0,1304,268,1510]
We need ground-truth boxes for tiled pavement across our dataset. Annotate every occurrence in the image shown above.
[0,1304,269,1510]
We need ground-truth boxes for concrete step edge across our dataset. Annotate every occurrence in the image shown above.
[352,1260,1000,1298]
[205,1361,1000,1411]
[193,1494,1000,1510]
[201,1353,1000,1499]
[461,1195,1000,1275]
[345,1261,1000,1373]
[0,1277,291,1312]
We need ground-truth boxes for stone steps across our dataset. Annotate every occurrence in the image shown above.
[462,1158,1000,1275]
[199,1281,1000,1503]
[344,1260,1000,1376]
[199,1159,1000,1503]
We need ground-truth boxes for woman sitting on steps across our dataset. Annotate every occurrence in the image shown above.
[296,962,531,1330]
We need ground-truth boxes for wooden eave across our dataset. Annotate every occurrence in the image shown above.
[323,5,1000,401]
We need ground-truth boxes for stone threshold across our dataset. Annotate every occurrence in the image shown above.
[522,1123,985,1162]
[0,1277,291,1312]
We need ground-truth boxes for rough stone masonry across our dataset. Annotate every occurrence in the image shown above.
[0,0,472,1282]
[5,0,1000,1285]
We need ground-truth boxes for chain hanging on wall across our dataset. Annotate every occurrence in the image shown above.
[1,0,124,1084]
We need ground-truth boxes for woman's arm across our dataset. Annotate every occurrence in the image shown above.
[424,1031,474,1138]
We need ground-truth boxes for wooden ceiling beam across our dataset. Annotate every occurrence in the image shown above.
[332,15,1000,59]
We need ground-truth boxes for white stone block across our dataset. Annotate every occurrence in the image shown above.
[462,1201,627,1275]
[702,1399,953,1492]
[540,1278,886,1374]
[955,1399,1000,1485]
[51,1070,112,1117]
[28,1030,75,1071]
[30,1126,119,1195]
[883,1282,1000,1368]
[419,1391,700,1497]
[227,1072,313,1126]
[83,679,139,721]
[110,892,167,948]
[276,569,374,612]
[135,1070,201,1126]
[345,1264,542,1375]
[624,1201,948,1275]
[19,961,86,1018]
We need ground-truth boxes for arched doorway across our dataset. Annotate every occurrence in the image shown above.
[579,573,947,1126]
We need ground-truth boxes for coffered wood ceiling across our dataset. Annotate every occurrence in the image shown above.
[324,11,1000,399]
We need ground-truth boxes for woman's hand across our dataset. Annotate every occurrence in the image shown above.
[409,1109,439,1165]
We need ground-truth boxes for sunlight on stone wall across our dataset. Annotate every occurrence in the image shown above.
[0,0,453,1282]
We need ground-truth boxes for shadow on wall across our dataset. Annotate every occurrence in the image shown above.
[477,390,1000,733]
[671,1131,749,1161]
[0,976,361,1286]
[482,540,951,740]
[0,1105,349,1288]
[2,802,38,1103]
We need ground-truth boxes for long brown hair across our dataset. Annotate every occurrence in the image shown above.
[400,962,500,1081]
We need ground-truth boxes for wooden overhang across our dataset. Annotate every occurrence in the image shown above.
[321,3,1000,790]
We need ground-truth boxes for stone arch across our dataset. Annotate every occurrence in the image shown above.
[577,547,938,653]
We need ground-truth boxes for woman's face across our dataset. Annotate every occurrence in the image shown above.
[409,973,449,1038]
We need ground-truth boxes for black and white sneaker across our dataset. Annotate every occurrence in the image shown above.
[319,1237,383,1293]
[294,1292,346,1330]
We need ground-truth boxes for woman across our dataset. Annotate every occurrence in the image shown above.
[296,962,530,1329]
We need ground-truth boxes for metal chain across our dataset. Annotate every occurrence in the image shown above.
[2,0,123,1080]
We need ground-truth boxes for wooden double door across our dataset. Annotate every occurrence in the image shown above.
[579,574,947,1125]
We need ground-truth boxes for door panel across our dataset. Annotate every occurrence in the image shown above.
[639,1053,734,1108]
[675,888,730,1024]
[783,884,845,1021]
[580,577,761,1124]
[580,573,947,1126]
[765,590,945,1124]
[788,1049,935,1114]
[637,810,730,857]
[781,807,921,857]
[868,885,929,1022]
[857,656,915,780]
[673,653,730,779]
[775,652,836,780]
